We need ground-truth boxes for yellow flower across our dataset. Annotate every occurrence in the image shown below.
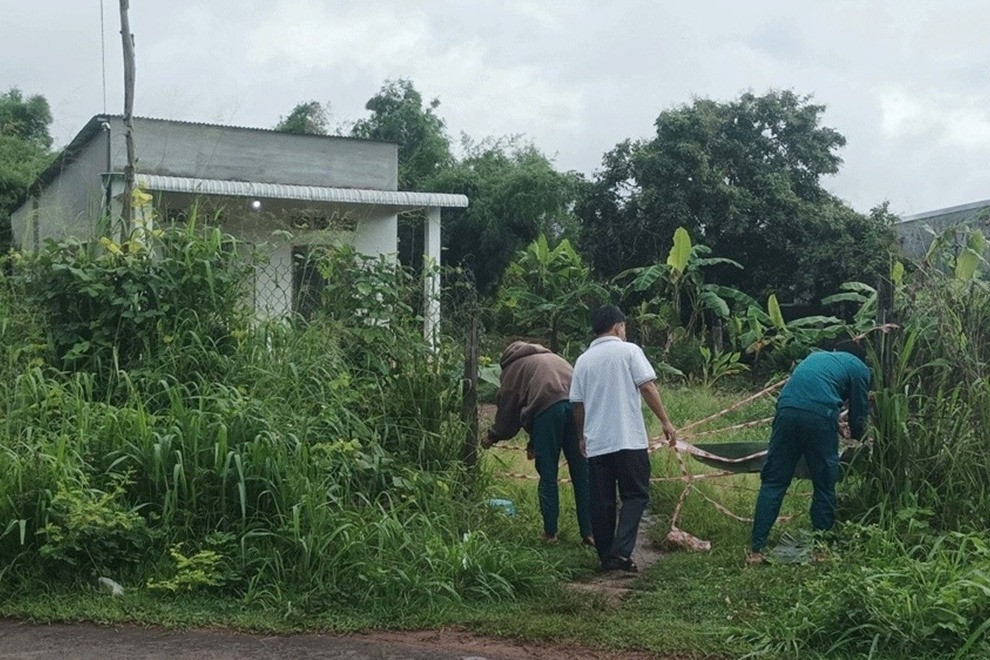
[99,237,124,255]
[131,187,153,208]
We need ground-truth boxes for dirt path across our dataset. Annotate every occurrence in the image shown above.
[478,404,670,605]
[0,619,660,659]
[564,514,666,605]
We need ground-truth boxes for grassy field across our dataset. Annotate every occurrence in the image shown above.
[1,384,830,658]
[3,382,987,659]
[4,230,989,659]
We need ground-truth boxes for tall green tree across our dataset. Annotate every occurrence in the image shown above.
[1,88,53,252]
[274,101,330,135]
[430,140,582,294]
[351,79,453,190]
[577,90,894,304]
[349,80,581,293]
[350,80,454,271]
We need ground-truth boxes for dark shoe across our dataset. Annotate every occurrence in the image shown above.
[601,555,638,573]
[582,535,596,548]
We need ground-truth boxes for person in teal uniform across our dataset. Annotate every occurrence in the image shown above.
[748,340,871,564]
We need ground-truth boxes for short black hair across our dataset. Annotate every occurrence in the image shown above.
[831,337,867,362]
[592,305,626,335]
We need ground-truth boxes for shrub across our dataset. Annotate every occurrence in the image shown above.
[38,479,152,578]
[11,221,250,378]
[0,225,566,612]
[495,234,609,358]
[147,542,230,593]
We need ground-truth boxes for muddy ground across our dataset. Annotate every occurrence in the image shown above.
[0,524,668,660]
[0,618,667,659]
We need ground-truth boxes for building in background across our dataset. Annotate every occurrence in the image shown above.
[894,198,990,259]
[10,116,467,332]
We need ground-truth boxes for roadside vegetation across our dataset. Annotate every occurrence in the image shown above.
[2,213,989,659]
[3,81,990,658]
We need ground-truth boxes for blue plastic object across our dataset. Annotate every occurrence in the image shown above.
[487,498,516,516]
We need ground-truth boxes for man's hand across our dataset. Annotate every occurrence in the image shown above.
[579,436,587,458]
[662,421,677,448]
[640,381,677,448]
[481,429,496,449]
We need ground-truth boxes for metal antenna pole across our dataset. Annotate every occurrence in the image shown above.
[100,0,107,113]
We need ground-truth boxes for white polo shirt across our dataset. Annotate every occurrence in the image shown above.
[569,336,656,458]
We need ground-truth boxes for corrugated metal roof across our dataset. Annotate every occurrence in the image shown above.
[897,198,990,224]
[137,174,469,209]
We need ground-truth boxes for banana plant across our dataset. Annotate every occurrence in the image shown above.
[954,230,986,282]
[698,346,749,388]
[821,281,879,333]
[496,235,610,354]
[617,226,746,335]
[923,224,988,283]
[732,293,845,365]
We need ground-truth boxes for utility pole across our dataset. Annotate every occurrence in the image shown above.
[119,0,136,227]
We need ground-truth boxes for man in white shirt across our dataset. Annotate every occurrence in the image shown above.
[570,305,677,572]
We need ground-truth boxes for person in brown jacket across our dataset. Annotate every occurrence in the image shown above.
[483,341,593,544]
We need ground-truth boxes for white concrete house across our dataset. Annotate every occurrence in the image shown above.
[10,115,468,335]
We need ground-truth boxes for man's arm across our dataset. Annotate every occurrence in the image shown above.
[639,380,677,446]
[572,402,586,457]
[483,389,522,448]
[847,365,871,441]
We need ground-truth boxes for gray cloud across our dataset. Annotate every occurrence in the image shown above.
[2,0,988,215]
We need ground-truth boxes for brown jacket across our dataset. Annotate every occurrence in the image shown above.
[489,342,573,441]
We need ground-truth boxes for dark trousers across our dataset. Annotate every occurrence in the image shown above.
[751,407,839,552]
[531,401,592,537]
[588,449,651,561]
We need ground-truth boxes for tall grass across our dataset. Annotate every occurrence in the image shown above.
[0,226,562,612]
[848,259,990,531]
[738,237,990,658]
[739,515,990,659]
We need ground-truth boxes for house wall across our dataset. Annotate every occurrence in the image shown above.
[12,116,400,251]
[353,213,398,258]
[219,204,397,317]
[10,131,110,249]
[895,202,990,259]
[11,116,412,319]
[110,117,398,191]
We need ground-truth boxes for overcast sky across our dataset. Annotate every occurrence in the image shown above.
[3,0,989,216]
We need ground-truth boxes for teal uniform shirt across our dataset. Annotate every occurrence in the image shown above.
[776,351,872,439]
[751,349,872,552]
